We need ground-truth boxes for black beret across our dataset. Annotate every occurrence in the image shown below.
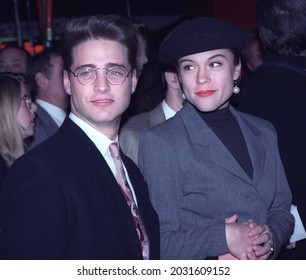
[159,17,244,66]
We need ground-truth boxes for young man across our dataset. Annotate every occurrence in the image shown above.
[0,14,160,260]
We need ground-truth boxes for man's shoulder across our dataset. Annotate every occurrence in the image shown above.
[121,103,164,133]
[122,111,151,130]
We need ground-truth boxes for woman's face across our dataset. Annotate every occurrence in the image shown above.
[17,84,37,139]
[177,49,241,112]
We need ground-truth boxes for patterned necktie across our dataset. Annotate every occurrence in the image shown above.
[109,142,149,260]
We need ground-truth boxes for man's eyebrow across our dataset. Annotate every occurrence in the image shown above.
[73,63,127,71]
[105,63,127,69]
[74,64,96,71]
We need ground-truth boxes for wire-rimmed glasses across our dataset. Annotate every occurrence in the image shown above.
[69,67,132,86]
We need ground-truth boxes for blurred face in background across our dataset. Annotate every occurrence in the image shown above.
[0,48,28,74]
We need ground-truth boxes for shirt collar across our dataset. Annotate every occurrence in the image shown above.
[69,113,118,157]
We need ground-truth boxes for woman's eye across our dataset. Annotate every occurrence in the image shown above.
[182,65,196,71]
[211,62,222,68]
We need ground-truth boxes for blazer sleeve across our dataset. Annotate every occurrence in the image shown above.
[266,125,294,257]
[0,155,68,259]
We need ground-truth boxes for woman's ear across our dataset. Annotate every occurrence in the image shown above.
[233,62,241,80]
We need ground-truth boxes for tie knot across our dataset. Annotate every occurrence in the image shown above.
[109,142,120,159]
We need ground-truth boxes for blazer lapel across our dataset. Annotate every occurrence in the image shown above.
[180,104,265,185]
[231,107,266,187]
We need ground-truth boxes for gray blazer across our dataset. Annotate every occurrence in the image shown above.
[119,102,166,165]
[31,104,59,148]
[139,102,294,259]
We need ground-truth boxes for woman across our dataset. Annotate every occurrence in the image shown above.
[0,73,37,186]
[138,17,294,260]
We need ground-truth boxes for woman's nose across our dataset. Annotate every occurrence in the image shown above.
[197,68,211,84]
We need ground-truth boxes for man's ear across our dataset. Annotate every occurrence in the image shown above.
[63,70,71,95]
[165,70,180,90]
[35,72,49,90]
[131,69,138,94]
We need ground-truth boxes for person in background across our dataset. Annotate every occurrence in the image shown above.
[0,44,32,77]
[120,66,184,165]
[0,14,160,260]
[133,20,149,78]
[233,0,306,260]
[29,48,69,148]
[138,16,294,260]
[241,29,264,74]
[0,73,36,186]
[122,20,150,122]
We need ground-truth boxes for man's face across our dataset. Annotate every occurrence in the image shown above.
[64,39,137,134]
[0,48,28,74]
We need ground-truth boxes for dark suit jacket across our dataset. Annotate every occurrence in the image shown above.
[233,54,306,259]
[0,156,8,188]
[0,118,160,260]
[30,104,59,148]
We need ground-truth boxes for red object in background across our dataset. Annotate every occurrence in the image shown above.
[46,0,53,29]
[24,42,44,56]
[0,42,44,56]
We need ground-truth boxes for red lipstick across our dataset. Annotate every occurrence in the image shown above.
[195,90,216,97]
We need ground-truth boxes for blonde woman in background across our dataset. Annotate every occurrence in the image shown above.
[0,73,37,186]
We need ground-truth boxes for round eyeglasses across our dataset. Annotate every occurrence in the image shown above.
[22,95,33,111]
[69,67,132,86]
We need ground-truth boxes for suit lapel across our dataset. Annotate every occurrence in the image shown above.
[60,119,143,259]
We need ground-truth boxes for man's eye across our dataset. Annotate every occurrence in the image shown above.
[79,69,94,78]
[108,69,125,77]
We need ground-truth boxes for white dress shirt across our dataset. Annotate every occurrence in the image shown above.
[162,99,176,120]
[69,113,138,205]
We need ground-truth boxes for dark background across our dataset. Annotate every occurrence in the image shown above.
[0,0,257,50]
